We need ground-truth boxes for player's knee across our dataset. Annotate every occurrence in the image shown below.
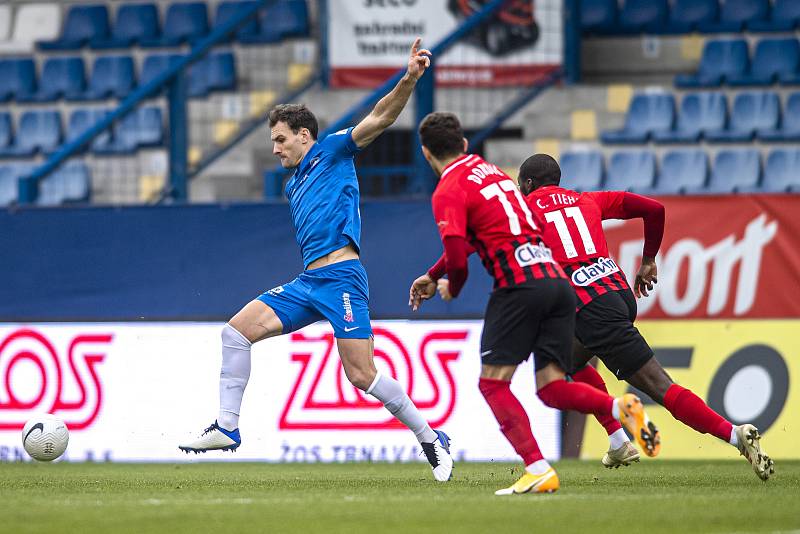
[346,369,375,391]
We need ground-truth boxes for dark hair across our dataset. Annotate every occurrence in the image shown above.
[268,104,318,140]
[418,112,465,160]
[518,154,561,188]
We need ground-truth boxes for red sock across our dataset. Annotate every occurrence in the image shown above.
[537,379,615,418]
[479,378,544,465]
[571,366,623,435]
[663,384,733,443]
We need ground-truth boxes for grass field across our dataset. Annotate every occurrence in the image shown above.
[2,460,799,534]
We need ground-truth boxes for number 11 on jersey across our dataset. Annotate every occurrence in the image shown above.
[544,207,597,259]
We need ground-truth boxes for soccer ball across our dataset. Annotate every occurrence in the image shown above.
[22,414,69,462]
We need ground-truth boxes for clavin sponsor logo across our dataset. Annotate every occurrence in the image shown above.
[571,257,620,286]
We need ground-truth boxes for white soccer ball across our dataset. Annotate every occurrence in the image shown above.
[22,414,69,462]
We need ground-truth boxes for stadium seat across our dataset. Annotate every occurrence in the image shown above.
[605,151,656,192]
[77,56,137,101]
[559,151,604,191]
[580,0,617,33]
[674,39,748,87]
[214,1,261,42]
[708,149,761,193]
[617,0,668,33]
[140,53,185,89]
[696,0,769,33]
[189,52,236,97]
[661,0,718,33]
[0,164,17,206]
[94,107,164,154]
[727,38,800,86]
[653,92,727,143]
[749,0,800,32]
[0,110,62,157]
[140,2,209,47]
[0,4,61,54]
[67,109,113,152]
[600,92,675,144]
[38,4,110,50]
[758,92,800,141]
[37,161,91,206]
[762,149,800,192]
[240,0,310,44]
[0,58,36,102]
[0,112,11,153]
[654,150,708,194]
[90,3,161,49]
[706,91,779,142]
[18,57,86,102]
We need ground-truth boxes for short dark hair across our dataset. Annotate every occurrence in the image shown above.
[268,104,318,140]
[418,112,465,160]
[518,154,561,188]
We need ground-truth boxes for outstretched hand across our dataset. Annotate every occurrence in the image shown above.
[407,37,432,81]
[409,273,436,311]
[634,256,658,298]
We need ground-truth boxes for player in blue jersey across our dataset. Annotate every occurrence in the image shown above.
[179,38,453,481]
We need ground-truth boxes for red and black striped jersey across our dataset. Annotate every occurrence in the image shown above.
[431,154,566,289]
[524,186,630,308]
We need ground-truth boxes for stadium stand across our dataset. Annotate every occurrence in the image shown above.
[139,2,209,47]
[90,3,161,49]
[79,55,137,100]
[662,0,719,33]
[674,39,749,87]
[600,92,675,143]
[18,56,86,102]
[36,160,91,205]
[617,0,668,34]
[652,92,727,143]
[708,148,761,192]
[580,0,617,34]
[0,58,36,101]
[605,150,656,192]
[759,92,800,141]
[37,4,110,50]
[0,3,60,53]
[697,0,769,33]
[727,38,800,86]
[704,90,779,142]
[763,148,800,192]
[559,150,604,192]
[749,0,800,32]
[654,149,709,194]
[0,110,62,157]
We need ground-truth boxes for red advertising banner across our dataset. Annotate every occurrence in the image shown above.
[604,195,800,319]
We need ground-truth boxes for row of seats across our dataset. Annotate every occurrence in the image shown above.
[602,90,800,143]
[0,108,163,157]
[678,38,800,87]
[0,161,90,206]
[0,52,235,102]
[34,1,309,51]
[583,0,800,35]
[561,148,800,194]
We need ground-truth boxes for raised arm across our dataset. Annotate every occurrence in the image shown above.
[351,37,431,149]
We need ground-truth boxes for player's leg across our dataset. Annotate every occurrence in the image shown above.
[311,260,453,481]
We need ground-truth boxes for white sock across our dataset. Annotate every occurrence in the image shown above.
[367,373,437,443]
[609,428,629,449]
[611,398,621,420]
[217,323,251,431]
[729,426,738,447]
[525,459,551,475]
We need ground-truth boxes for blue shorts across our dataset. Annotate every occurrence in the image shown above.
[257,259,372,339]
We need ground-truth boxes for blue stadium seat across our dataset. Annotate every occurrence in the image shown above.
[654,150,709,194]
[0,112,12,153]
[617,0,668,33]
[706,91,779,142]
[759,92,800,141]
[749,0,800,32]
[580,0,617,33]
[727,38,800,86]
[559,151,604,191]
[189,52,236,97]
[240,0,310,44]
[38,4,110,50]
[0,110,62,157]
[18,57,86,102]
[37,161,91,206]
[0,164,17,206]
[67,109,113,152]
[601,92,675,144]
[215,1,260,42]
[708,149,761,193]
[674,39,749,87]
[77,56,136,101]
[605,151,656,192]
[140,2,209,47]
[94,107,164,154]
[140,53,185,89]
[762,149,800,192]
[697,0,769,33]
[662,0,718,34]
[91,3,161,49]
[0,59,37,102]
[653,92,727,143]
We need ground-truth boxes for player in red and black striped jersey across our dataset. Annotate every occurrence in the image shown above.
[408,113,657,495]
[517,154,773,480]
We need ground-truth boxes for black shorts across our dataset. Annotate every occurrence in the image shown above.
[481,277,576,373]
[575,288,653,380]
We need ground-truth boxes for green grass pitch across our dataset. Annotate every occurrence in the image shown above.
[2,460,799,533]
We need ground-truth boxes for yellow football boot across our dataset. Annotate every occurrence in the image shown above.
[617,393,661,457]
[494,467,560,495]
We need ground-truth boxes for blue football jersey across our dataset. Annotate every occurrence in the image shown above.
[284,127,363,269]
